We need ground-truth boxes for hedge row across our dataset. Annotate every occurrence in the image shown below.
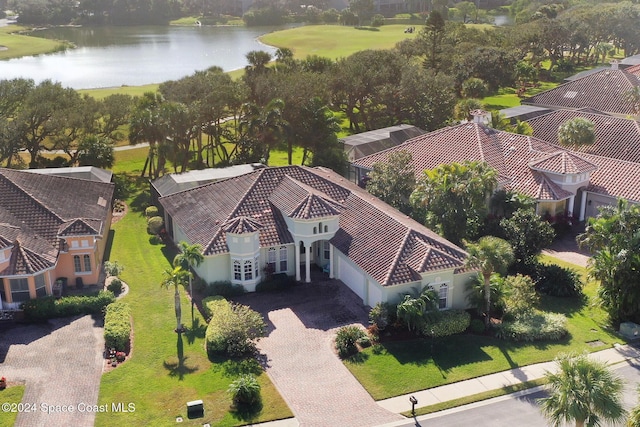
[495,311,568,342]
[423,310,471,338]
[21,291,115,322]
[104,302,131,351]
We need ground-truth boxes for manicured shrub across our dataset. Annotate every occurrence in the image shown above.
[104,302,131,352]
[469,318,485,334]
[495,311,568,342]
[147,216,164,235]
[144,206,158,218]
[535,263,583,297]
[503,274,539,319]
[228,374,261,406]
[206,300,267,357]
[368,302,390,330]
[206,281,245,298]
[423,310,471,338]
[335,325,366,358]
[371,14,385,27]
[201,295,227,320]
[104,260,125,277]
[21,297,56,323]
[107,278,123,296]
[54,290,115,317]
[255,273,295,292]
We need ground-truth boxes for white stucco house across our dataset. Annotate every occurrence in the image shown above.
[159,165,476,308]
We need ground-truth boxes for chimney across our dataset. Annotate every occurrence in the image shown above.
[610,60,619,70]
[471,109,492,125]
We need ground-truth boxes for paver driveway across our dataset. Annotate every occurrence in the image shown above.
[235,276,403,427]
[0,315,105,427]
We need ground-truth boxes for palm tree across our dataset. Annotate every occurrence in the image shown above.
[540,352,626,427]
[161,266,191,333]
[557,117,596,148]
[628,385,640,427]
[464,236,514,327]
[173,241,204,321]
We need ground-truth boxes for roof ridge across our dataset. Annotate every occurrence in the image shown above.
[383,228,413,286]
[0,173,65,225]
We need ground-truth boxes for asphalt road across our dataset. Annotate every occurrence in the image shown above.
[391,360,640,427]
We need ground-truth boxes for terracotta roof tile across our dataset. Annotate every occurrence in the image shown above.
[529,151,598,174]
[222,216,263,234]
[58,218,101,237]
[522,69,640,116]
[270,176,343,220]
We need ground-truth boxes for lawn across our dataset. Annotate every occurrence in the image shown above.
[0,385,26,426]
[260,24,418,60]
[482,81,560,111]
[0,25,68,60]
[345,256,622,400]
[95,194,292,426]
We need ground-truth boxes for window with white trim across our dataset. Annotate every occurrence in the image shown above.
[74,255,82,273]
[438,284,448,309]
[10,278,30,302]
[254,256,259,279]
[71,240,79,248]
[81,240,89,247]
[83,254,92,272]
[233,260,241,280]
[268,248,276,272]
[244,260,253,280]
[279,246,287,272]
[323,241,330,259]
[35,273,46,297]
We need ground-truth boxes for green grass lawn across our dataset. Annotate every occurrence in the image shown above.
[0,385,26,426]
[260,24,417,60]
[482,81,560,111]
[0,25,69,60]
[95,199,292,426]
[78,84,160,100]
[345,256,622,400]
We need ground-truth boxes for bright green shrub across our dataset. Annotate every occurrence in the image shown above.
[371,14,385,27]
[144,206,159,218]
[535,263,583,297]
[54,290,115,317]
[205,300,267,357]
[335,325,366,358]
[107,278,123,296]
[503,274,539,319]
[202,295,227,320]
[228,374,261,406]
[147,216,164,235]
[104,302,131,351]
[103,260,125,277]
[368,302,390,330]
[495,311,568,342]
[21,297,56,323]
[423,310,471,337]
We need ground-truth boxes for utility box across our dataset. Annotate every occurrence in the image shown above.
[186,399,204,418]
[620,322,640,340]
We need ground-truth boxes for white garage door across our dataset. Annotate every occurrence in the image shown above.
[338,257,365,300]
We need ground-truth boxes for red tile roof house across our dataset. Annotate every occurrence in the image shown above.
[352,112,640,224]
[521,62,640,118]
[0,168,114,309]
[159,166,476,308]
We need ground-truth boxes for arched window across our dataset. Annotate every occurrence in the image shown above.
[313,227,317,234]
[268,247,276,272]
[83,254,92,272]
[319,222,323,233]
[438,284,448,309]
[73,255,82,273]
[244,260,253,280]
[324,225,328,233]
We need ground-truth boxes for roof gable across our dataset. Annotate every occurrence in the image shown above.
[529,151,598,174]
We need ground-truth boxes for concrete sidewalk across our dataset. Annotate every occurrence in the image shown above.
[376,343,640,417]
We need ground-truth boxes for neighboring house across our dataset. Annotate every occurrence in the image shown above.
[352,112,640,222]
[159,165,475,308]
[150,163,266,214]
[0,168,114,309]
[521,62,640,118]
[341,124,424,181]
[526,109,640,164]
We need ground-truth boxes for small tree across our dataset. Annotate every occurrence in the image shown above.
[628,385,640,427]
[502,274,539,319]
[228,374,261,406]
[366,151,415,214]
[173,241,204,320]
[540,353,625,427]
[161,266,190,332]
[557,117,596,148]
[500,208,555,268]
[104,260,125,277]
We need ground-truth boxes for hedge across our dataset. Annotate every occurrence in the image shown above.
[202,295,227,320]
[205,299,266,357]
[495,311,568,342]
[104,302,131,351]
[423,310,471,338]
[21,291,115,322]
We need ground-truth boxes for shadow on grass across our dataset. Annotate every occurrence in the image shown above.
[184,317,206,345]
[230,398,263,423]
[161,244,179,266]
[163,333,198,380]
[103,229,115,262]
[210,356,263,378]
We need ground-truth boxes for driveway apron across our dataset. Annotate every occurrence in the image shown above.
[236,279,403,427]
[0,315,105,427]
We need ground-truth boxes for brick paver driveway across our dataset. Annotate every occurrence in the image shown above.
[0,315,105,427]
[235,276,403,427]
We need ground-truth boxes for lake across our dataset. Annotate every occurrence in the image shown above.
[0,25,287,89]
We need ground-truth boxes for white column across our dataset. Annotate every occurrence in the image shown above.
[295,241,301,282]
[579,192,588,221]
[305,243,311,283]
[329,245,334,279]
[567,195,575,218]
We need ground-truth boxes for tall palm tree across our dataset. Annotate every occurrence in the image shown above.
[161,266,191,333]
[628,385,640,427]
[464,236,513,327]
[540,352,626,427]
[173,241,204,320]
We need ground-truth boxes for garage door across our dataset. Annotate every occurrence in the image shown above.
[338,257,365,300]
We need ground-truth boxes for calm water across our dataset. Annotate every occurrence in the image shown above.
[0,25,287,89]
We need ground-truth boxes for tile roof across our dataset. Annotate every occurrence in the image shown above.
[528,151,598,174]
[0,168,114,276]
[522,68,640,116]
[269,176,343,220]
[353,122,640,203]
[160,166,468,287]
[222,216,263,234]
[526,109,640,164]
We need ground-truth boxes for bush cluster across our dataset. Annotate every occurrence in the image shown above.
[535,263,583,297]
[335,325,366,358]
[205,281,245,298]
[495,311,568,342]
[144,206,159,217]
[104,260,125,277]
[228,374,261,406]
[147,216,164,235]
[21,291,115,322]
[423,310,471,338]
[205,299,267,357]
[255,273,295,292]
[107,278,123,296]
[368,303,390,330]
[104,302,131,351]
[201,295,227,320]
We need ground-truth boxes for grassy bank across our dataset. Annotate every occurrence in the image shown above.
[0,25,69,60]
